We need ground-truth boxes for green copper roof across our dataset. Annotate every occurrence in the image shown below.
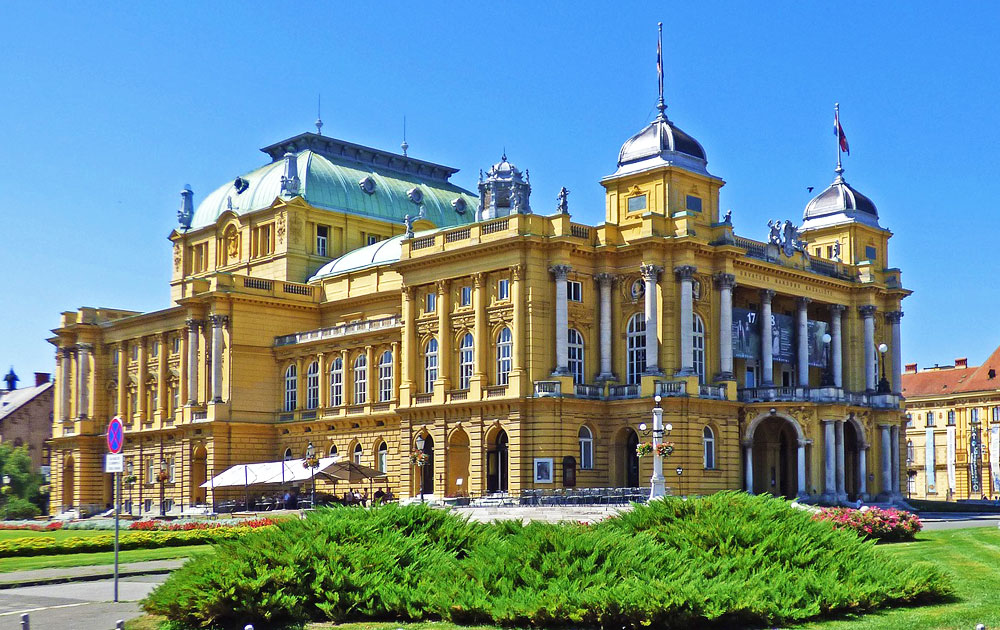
[191,133,477,230]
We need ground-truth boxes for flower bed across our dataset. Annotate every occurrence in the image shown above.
[813,506,922,542]
[0,522,63,531]
[0,524,273,557]
[128,517,275,531]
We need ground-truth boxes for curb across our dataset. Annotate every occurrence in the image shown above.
[0,566,178,590]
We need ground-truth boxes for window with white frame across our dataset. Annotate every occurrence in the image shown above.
[353,355,367,404]
[971,408,980,424]
[284,365,297,412]
[172,336,180,354]
[905,413,913,428]
[151,341,159,358]
[568,280,582,302]
[316,225,329,257]
[626,313,646,385]
[926,411,935,427]
[329,357,343,407]
[703,426,716,469]
[993,406,1000,423]
[378,350,393,402]
[329,444,338,457]
[460,286,472,307]
[168,456,176,483]
[112,348,119,365]
[424,338,438,392]
[496,327,512,385]
[353,443,363,465]
[693,314,706,384]
[497,278,510,300]
[949,410,957,425]
[377,442,388,473]
[568,329,584,384]
[426,292,436,313]
[306,361,320,409]
[578,426,594,470]
[367,234,379,246]
[906,440,914,464]
[146,458,155,484]
[459,333,474,389]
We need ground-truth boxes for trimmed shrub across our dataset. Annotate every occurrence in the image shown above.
[0,525,269,557]
[144,494,951,629]
[812,506,922,542]
[0,498,41,520]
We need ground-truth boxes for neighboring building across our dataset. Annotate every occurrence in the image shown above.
[0,369,54,471]
[46,62,910,516]
[902,351,1000,500]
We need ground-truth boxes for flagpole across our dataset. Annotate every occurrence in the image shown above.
[657,22,665,118]
[835,102,843,175]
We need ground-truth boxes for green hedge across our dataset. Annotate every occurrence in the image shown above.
[0,527,255,557]
[143,492,951,629]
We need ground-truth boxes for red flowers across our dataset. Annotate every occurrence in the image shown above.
[128,518,275,531]
[812,506,921,542]
[0,522,63,531]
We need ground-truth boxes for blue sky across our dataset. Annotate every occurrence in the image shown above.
[2,3,999,379]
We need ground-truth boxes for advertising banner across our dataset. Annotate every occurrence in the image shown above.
[970,426,983,496]
[731,308,827,367]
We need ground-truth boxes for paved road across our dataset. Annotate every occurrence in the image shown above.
[922,516,1000,530]
[0,575,165,630]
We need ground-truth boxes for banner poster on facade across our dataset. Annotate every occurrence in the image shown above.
[731,308,828,368]
[990,425,1000,495]
[970,426,982,496]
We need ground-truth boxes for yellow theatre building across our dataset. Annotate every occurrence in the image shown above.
[47,84,911,516]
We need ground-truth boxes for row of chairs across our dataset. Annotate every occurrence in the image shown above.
[518,487,649,506]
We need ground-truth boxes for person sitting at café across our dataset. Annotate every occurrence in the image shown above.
[373,487,386,504]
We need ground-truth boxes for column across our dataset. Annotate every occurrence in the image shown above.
[822,420,836,501]
[796,298,810,387]
[401,286,416,394]
[744,443,754,493]
[879,424,892,498]
[390,342,399,401]
[714,273,735,380]
[640,264,663,374]
[116,343,127,419]
[473,273,488,380]
[859,446,868,500]
[435,281,451,389]
[550,265,571,375]
[595,273,615,381]
[674,265,696,376]
[76,343,90,418]
[137,339,147,420]
[860,305,877,392]
[295,356,305,409]
[885,311,903,394]
[760,290,775,386]
[890,425,900,497]
[209,315,228,402]
[186,319,201,405]
[829,305,844,388]
[365,345,375,404]
[317,352,328,410]
[60,348,73,421]
[835,420,846,501]
[511,264,526,376]
[797,439,807,498]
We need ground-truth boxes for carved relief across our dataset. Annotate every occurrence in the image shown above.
[173,243,182,272]
[276,212,287,244]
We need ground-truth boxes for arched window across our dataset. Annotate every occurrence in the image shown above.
[906,439,914,464]
[496,327,512,385]
[378,350,394,402]
[424,337,438,393]
[283,447,293,461]
[568,329,584,385]
[459,333,474,389]
[353,354,367,404]
[693,315,706,384]
[578,426,594,470]
[626,313,646,385]
[377,441,388,473]
[353,443,363,465]
[283,365,297,412]
[306,361,319,409]
[329,357,343,407]
[703,426,716,469]
[329,444,338,457]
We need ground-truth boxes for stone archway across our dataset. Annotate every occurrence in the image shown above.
[447,428,470,497]
[486,427,508,494]
[845,416,869,502]
[745,412,806,500]
[191,446,208,505]
[610,427,640,488]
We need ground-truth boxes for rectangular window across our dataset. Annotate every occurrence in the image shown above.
[146,458,155,485]
[865,246,877,260]
[191,242,209,273]
[367,234,379,246]
[927,412,935,427]
[497,278,510,301]
[905,413,913,428]
[131,344,139,361]
[151,341,159,358]
[168,457,176,483]
[685,195,702,212]
[112,349,119,366]
[745,363,757,389]
[971,408,980,424]
[826,245,834,258]
[460,286,472,307]
[567,280,582,302]
[330,362,343,407]
[948,410,956,425]
[993,407,1000,423]
[426,292,436,313]
[253,224,274,258]
[171,387,179,413]
[627,195,647,213]
[172,337,180,355]
[316,225,329,257]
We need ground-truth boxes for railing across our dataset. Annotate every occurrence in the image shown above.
[737,386,900,409]
[244,277,274,291]
[449,390,468,401]
[371,402,390,412]
[809,258,842,279]
[275,315,401,346]
[192,410,208,421]
[282,283,313,296]
[608,384,641,399]
[278,413,294,422]
[301,410,317,419]
[411,236,436,250]
[347,406,365,415]
[414,393,433,405]
[570,224,592,239]
[574,383,603,399]
[481,218,509,234]
[699,384,726,399]
[733,236,768,259]
[445,228,471,243]
[534,381,561,397]
[485,385,508,399]
[654,380,687,397]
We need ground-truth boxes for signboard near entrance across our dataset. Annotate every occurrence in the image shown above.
[105,453,124,473]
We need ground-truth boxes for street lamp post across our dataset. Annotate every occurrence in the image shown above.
[306,441,317,508]
[820,333,834,386]
[638,395,673,501]
[415,435,426,503]
[126,461,134,516]
[877,343,890,394]
[159,458,167,517]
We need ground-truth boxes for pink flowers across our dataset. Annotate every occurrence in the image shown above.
[0,522,63,531]
[812,506,922,542]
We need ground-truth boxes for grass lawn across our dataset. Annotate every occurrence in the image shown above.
[0,529,110,541]
[127,527,1000,630]
[0,544,214,573]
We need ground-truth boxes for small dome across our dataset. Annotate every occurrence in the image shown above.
[308,235,404,281]
[802,173,880,229]
[618,116,706,166]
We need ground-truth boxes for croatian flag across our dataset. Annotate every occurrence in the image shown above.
[834,108,850,155]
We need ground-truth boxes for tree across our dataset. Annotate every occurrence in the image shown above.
[0,443,46,513]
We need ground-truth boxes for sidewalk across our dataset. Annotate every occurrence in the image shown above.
[0,559,186,589]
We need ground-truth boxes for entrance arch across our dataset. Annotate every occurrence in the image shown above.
[62,455,75,513]
[191,446,208,505]
[845,416,868,501]
[611,427,640,488]
[745,412,805,499]
[447,427,470,497]
[418,434,435,496]
[486,427,508,494]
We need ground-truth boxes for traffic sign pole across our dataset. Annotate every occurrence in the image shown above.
[107,416,123,603]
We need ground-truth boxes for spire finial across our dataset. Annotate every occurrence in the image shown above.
[401,115,408,156]
[315,94,323,135]
[656,22,667,119]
